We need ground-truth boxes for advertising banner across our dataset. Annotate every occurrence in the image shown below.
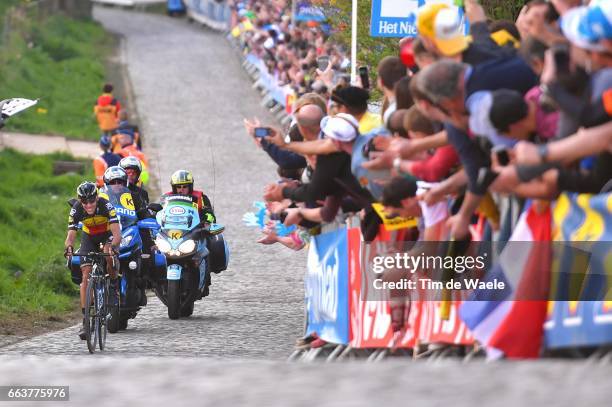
[348,227,416,348]
[305,227,350,344]
[370,0,463,38]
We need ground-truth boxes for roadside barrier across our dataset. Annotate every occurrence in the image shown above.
[293,193,612,362]
[185,0,231,32]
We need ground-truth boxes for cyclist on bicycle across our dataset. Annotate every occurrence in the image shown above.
[64,181,121,340]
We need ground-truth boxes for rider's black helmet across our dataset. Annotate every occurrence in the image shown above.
[77,181,98,201]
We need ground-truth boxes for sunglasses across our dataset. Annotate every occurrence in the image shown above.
[80,197,96,204]
[108,180,124,185]
[176,185,189,189]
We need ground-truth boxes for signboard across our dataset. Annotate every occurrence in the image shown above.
[305,228,350,344]
[370,0,461,38]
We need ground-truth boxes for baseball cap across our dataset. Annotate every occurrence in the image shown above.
[416,2,449,40]
[561,1,612,52]
[433,7,471,57]
[331,86,370,111]
[321,113,359,143]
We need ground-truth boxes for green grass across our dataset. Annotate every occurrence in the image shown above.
[0,149,93,319]
[0,6,114,140]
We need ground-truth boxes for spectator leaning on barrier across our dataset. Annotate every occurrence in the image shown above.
[395,106,459,183]
[540,0,612,136]
[94,83,121,137]
[417,1,505,66]
[488,88,559,142]
[414,56,538,238]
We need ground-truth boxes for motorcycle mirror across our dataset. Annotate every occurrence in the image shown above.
[208,224,225,235]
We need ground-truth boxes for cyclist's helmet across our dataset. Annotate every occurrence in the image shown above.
[119,156,142,182]
[103,166,128,186]
[170,170,194,194]
[77,181,98,201]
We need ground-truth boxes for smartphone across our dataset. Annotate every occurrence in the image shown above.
[493,146,510,166]
[317,56,330,71]
[254,127,271,138]
[358,66,370,89]
[552,44,570,76]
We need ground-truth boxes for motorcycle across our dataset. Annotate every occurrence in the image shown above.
[149,196,227,319]
[98,184,156,332]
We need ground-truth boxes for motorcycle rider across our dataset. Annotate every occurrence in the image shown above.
[162,170,216,224]
[119,156,149,210]
[64,181,121,340]
[161,170,219,297]
[103,165,150,307]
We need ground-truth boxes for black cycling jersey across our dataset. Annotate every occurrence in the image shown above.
[128,183,149,211]
[68,197,118,236]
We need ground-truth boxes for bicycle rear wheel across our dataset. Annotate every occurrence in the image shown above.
[97,278,108,351]
[84,275,97,354]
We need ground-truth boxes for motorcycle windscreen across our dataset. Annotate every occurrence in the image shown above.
[100,185,138,228]
[157,198,200,232]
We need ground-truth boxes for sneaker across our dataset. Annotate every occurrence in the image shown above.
[78,319,86,340]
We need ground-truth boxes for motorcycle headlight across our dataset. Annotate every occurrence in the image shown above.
[178,239,196,254]
[156,238,172,254]
[121,235,133,247]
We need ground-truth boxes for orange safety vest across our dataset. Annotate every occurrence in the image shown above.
[118,145,148,166]
[93,156,109,187]
[94,94,120,132]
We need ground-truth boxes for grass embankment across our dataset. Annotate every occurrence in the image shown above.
[0,149,91,329]
[0,3,114,140]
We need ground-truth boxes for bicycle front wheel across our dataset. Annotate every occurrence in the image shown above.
[97,278,108,351]
[84,275,98,354]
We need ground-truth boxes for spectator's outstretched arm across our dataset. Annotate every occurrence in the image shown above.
[420,169,467,206]
[362,130,448,171]
[514,121,612,165]
[284,138,339,156]
[260,139,307,168]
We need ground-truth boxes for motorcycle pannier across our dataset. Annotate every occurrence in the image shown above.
[208,233,229,273]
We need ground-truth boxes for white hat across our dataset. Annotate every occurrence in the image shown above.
[321,113,359,142]
[561,1,612,52]
[433,7,471,56]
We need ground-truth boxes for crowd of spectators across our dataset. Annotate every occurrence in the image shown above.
[237,0,612,348]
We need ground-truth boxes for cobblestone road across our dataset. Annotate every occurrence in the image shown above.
[1,7,610,407]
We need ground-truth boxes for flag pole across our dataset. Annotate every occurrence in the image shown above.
[350,0,358,84]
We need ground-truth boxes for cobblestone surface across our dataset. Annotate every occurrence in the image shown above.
[0,356,610,407]
[1,7,610,406]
